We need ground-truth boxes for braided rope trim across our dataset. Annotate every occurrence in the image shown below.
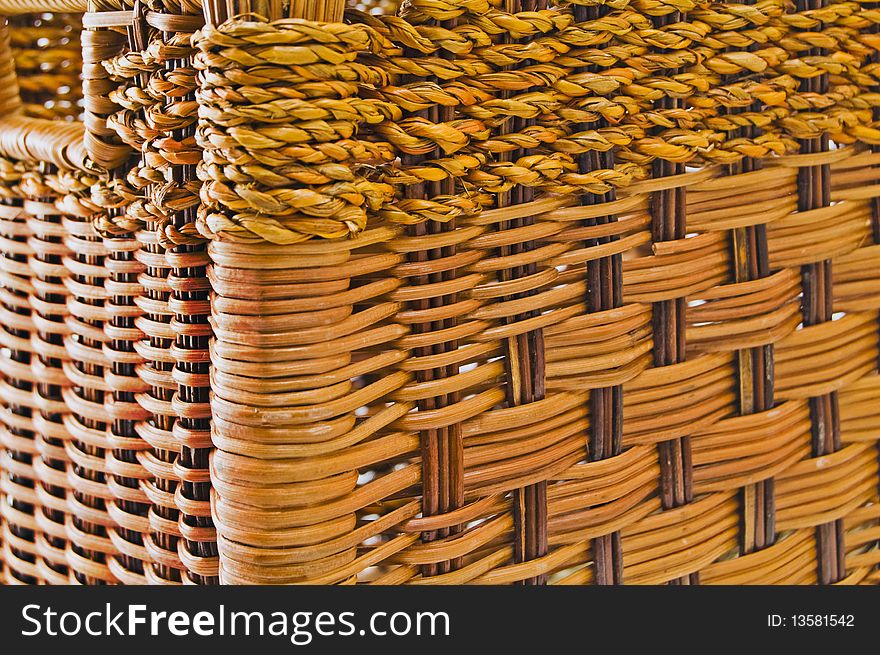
[188,1,880,244]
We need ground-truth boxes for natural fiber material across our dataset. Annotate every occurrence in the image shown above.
[101,0,217,583]
[1,0,880,585]
[81,0,132,171]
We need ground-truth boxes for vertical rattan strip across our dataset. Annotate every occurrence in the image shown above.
[729,181,777,555]
[91,7,154,584]
[160,2,219,584]
[134,217,182,582]
[144,2,209,584]
[175,150,217,581]
[572,0,624,585]
[495,0,549,585]
[795,0,845,585]
[166,203,217,584]
[0,158,41,584]
[723,0,777,556]
[63,198,119,584]
[106,3,187,583]
[648,5,697,586]
[24,166,75,585]
[104,211,152,583]
[396,1,466,579]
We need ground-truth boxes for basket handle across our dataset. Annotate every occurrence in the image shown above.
[0,3,130,172]
[0,19,22,117]
[0,16,92,170]
[0,0,86,11]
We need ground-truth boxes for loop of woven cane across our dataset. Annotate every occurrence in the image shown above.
[96,22,160,237]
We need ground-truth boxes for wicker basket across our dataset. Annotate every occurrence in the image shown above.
[0,0,878,585]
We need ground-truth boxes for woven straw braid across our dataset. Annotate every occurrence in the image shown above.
[81,0,135,172]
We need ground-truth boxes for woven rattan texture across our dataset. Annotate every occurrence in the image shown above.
[100,0,218,585]
[0,0,879,585]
